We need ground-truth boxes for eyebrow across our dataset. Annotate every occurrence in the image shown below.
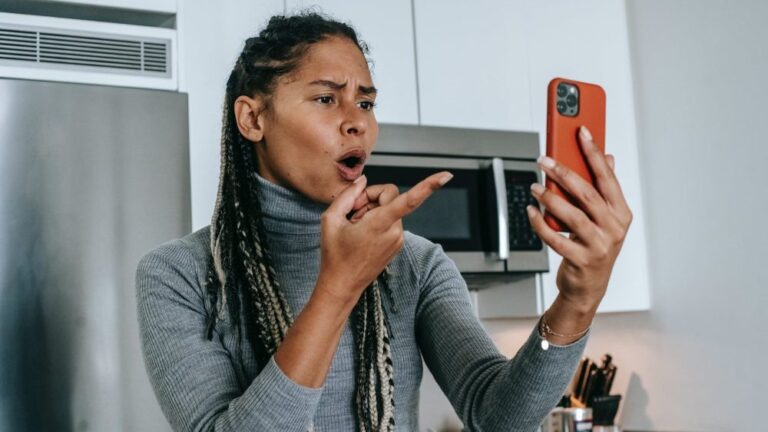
[308,79,378,96]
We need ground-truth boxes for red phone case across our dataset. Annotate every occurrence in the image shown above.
[544,77,606,232]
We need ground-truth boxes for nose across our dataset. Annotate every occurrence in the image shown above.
[340,105,367,137]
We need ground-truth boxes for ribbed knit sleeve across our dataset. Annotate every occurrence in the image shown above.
[407,233,589,432]
[135,243,324,432]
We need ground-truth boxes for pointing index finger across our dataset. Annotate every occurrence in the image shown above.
[375,171,453,225]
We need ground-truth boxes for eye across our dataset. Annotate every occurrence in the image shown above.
[316,95,334,105]
[359,100,376,111]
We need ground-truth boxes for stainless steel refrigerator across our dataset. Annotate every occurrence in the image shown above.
[0,77,189,432]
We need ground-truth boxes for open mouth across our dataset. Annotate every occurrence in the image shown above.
[340,155,363,168]
[335,149,366,181]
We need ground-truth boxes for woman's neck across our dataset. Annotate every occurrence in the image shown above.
[254,171,327,235]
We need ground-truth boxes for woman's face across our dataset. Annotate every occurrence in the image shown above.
[236,36,379,205]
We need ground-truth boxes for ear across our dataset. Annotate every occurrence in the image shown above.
[234,95,268,143]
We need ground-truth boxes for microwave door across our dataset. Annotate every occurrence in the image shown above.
[364,155,505,273]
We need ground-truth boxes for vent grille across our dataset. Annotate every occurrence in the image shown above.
[0,24,170,76]
[0,28,37,61]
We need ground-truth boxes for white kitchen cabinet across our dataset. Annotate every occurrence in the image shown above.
[522,0,651,313]
[285,0,419,125]
[413,0,533,131]
[42,0,176,14]
[178,0,285,230]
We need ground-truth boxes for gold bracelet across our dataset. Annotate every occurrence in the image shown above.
[537,310,591,350]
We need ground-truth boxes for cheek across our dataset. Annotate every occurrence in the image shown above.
[289,119,335,158]
[275,111,348,199]
[275,125,326,169]
[288,142,336,188]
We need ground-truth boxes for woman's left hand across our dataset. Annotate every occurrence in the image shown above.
[527,126,633,312]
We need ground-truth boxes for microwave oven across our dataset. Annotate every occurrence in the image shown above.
[366,123,549,276]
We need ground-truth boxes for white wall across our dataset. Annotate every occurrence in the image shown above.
[178,0,284,230]
[421,1,768,430]
[612,1,767,428]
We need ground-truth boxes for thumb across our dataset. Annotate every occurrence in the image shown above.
[325,175,368,221]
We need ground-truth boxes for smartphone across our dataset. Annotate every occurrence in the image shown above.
[544,77,606,232]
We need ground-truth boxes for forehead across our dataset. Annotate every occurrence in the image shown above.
[284,36,372,85]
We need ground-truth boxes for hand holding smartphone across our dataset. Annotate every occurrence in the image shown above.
[529,78,633,317]
[544,77,607,232]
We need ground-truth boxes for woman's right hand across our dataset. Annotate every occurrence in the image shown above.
[316,171,453,304]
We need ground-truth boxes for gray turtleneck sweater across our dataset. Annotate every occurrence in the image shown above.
[135,173,590,432]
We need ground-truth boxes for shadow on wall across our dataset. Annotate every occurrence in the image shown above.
[622,372,652,428]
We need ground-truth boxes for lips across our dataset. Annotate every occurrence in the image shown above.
[335,148,367,181]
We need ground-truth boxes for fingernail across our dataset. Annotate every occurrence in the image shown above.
[438,172,453,186]
[530,182,545,195]
[580,126,593,141]
[526,205,536,217]
[537,155,556,169]
[354,175,366,184]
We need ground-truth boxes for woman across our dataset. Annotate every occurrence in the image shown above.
[136,11,632,432]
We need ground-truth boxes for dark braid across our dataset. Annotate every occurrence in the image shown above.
[203,11,395,432]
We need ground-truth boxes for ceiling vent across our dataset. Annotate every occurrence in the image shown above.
[0,12,177,90]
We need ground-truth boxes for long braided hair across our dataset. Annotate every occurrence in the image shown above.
[202,12,396,431]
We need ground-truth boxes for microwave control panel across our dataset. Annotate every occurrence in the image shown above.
[505,171,543,251]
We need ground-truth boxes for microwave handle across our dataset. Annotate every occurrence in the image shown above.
[491,158,510,260]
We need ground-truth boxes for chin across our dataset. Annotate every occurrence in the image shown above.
[300,169,357,205]
[323,181,349,204]
[296,178,343,205]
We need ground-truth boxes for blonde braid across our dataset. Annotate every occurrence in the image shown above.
[354,272,396,432]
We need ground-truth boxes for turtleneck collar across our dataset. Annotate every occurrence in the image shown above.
[254,171,328,235]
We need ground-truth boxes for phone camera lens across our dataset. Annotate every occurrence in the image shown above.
[557,101,567,113]
[566,94,577,107]
[557,85,567,97]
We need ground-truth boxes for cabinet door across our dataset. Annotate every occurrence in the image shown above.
[413,0,533,131]
[178,0,285,230]
[523,0,651,313]
[286,1,420,125]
